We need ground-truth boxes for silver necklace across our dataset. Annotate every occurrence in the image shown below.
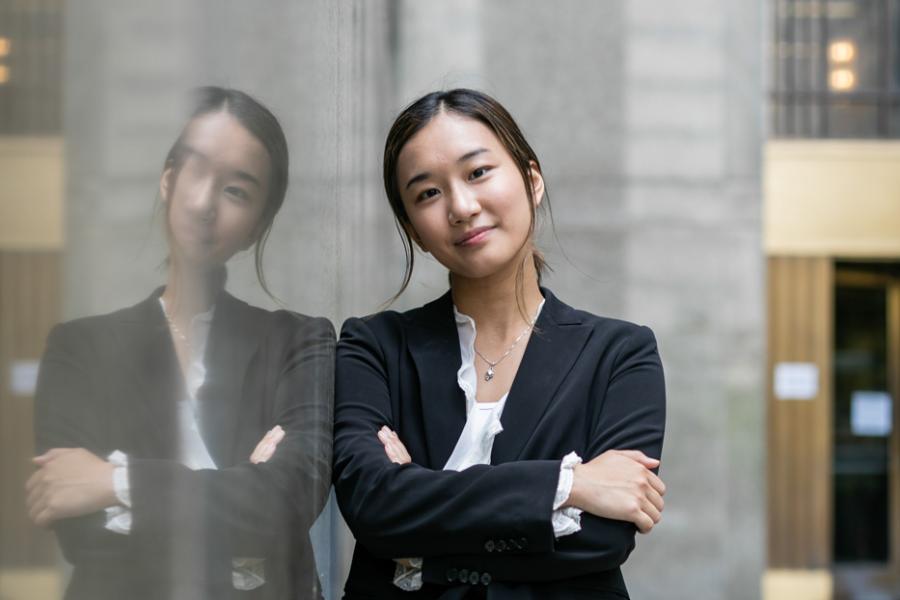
[474,314,538,382]
[160,298,191,348]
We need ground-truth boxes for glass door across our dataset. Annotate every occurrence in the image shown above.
[833,262,900,598]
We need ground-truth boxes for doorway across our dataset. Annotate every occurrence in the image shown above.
[832,262,900,598]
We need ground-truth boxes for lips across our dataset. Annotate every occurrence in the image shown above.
[454,226,494,246]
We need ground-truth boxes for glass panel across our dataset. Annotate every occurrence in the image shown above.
[827,101,881,136]
[892,0,900,90]
[889,103,900,135]
[834,284,890,562]
[771,0,900,138]
[826,0,881,93]
[0,0,63,134]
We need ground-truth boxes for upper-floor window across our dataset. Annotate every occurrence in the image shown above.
[772,0,900,138]
[0,0,63,135]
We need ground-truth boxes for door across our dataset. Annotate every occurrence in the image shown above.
[832,262,900,599]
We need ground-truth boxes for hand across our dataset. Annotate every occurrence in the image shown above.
[564,449,666,534]
[249,425,285,464]
[26,448,118,527]
[378,426,411,465]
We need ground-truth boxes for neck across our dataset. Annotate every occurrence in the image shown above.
[451,252,544,338]
[161,262,223,322]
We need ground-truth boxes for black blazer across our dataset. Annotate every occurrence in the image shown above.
[34,289,335,600]
[333,288,666,600]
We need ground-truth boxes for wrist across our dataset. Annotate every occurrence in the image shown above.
[562,464,583,509]
[101,461,120,508]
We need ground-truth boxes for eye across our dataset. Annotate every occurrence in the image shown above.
[468,166,491,181]
[416,187,440,202]
[225,186,250,202]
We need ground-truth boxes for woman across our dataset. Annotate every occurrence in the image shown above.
[26,87,334,600]
[333,89,666,599]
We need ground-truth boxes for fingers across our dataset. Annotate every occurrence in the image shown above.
[25,468,43,494]
[646,486,665,513]
[249,426,285,464]
[25,477,51,527]
[647,471,666,496]
[378,427,412,465]
[32,448,73,465]
[616,449,660,469]
[635,510,655,534]
[642,495,662,526]
[270,425,285,445]
[26,475,44,509]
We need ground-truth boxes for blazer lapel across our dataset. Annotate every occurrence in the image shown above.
[406,292,467,469]
[115,289,182,458]
[491,289,594,464]
[197,292,263,467]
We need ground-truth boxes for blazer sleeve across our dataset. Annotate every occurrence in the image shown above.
[34,321,132,565]
[333,316,562,559]
[125,314,335,556]
[421,324,667,584]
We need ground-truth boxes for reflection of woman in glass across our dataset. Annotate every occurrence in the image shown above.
[334,89,666,599]
[27,87,334,600]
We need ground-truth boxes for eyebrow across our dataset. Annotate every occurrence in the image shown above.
[183,145,262,188]
[404,147,490,190]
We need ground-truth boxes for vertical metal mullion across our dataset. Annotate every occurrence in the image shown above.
[804,0,814,136]
[820,0,830,137]
[0,0,7,132]
[788,0,799,135]
[773,0,783,135]
[887,281,900,570]
[878,0,891,136]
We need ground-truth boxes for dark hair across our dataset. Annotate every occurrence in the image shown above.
[162,86,289,298]
[383,88,550,310]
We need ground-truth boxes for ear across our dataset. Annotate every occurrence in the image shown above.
[159,167,174,204]
[528,160,545,207]
[402,221,428,253]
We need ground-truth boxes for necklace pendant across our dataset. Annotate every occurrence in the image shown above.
[484,366,494,382]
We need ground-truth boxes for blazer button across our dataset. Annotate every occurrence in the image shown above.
[458,569,469,583]
[446,568,458,582]
[468,571,480,585]
[480,572,492,586]
[484,539,495,553]
[496,540,507,552]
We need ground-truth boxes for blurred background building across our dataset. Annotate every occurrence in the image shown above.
[0,1,897,598]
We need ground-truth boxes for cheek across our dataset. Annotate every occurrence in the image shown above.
[222,205,264,243]
[408,209,445,243]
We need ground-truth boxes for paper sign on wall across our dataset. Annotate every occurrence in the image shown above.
[851,391,892,437]
[9,360,40,396]
[774,362,819,400]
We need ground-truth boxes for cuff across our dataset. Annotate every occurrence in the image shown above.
[104,450,132,535]
[551,451,583,538]
[393,558,424,591]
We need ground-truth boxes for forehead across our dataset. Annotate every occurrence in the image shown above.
[181,110,270,180]
[396,112,505,174]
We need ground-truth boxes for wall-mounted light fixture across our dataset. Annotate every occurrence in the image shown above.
[827,39,857,92]
[0,37,8,85]
[829,68,856,91]
[828,39,855,63]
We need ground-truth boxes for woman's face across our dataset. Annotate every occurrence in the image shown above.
[396,112,543,281]
[161,110,271,270]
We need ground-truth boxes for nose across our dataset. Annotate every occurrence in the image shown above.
[187,178,217,221]
[447,184,481,225]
